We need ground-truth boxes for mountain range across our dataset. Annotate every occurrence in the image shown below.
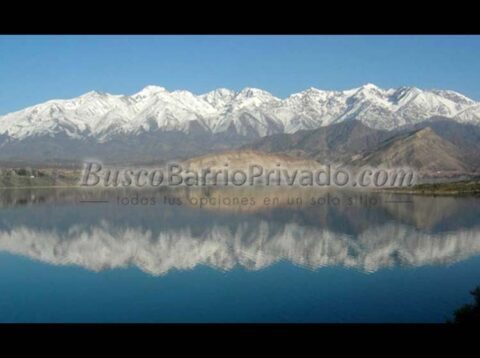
[1,84,480,174]
[1,84,479,140]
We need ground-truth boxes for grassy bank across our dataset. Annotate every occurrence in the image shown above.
[2,167,480,197]
[0,168,80,188]
[384,180,480,196]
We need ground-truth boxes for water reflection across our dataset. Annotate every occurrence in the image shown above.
[1,187,480,275]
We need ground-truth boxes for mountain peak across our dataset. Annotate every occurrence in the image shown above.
[202,88,235,98]
[238,87,274,98]
[201,88,236,109]
[354,125,471,175]
[413,126,435,138]
[133,85,167,98]
[361,83,380,90]
[213,88,235,96]
[303,87,326,95]
[80,90,105,98]
[351,83,385,98]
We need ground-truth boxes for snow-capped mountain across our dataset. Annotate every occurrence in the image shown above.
[1,83,479,142]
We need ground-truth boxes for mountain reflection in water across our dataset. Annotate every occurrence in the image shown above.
[0,187,480,275]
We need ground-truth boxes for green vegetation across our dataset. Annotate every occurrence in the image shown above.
[386,180,480,196]
[1,165,480,195]
[0,168,80,188]
[451,287,480,324]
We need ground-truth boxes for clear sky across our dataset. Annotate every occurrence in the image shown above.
[1,35,480,115]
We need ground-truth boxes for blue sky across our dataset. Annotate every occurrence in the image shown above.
[1,35,480,115]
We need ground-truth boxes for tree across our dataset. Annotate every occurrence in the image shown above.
[452,287,480,324]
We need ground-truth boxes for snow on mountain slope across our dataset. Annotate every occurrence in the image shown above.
[201,88,236,109]
[0,91,138,140]
[0,84,479,141]
[454,103,480,123]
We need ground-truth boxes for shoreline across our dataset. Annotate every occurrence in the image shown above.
[379,180,480,196]
[0,181,480,197]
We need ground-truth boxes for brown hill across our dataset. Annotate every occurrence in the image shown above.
[351,127,472,177]
[184,149,320,171]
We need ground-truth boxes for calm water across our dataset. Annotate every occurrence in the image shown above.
[1,187,480,323]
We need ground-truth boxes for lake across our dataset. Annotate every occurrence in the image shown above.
[0,187,479,323]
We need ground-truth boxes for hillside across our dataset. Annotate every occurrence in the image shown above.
[244,120,392,163]
[350,127,472,178]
